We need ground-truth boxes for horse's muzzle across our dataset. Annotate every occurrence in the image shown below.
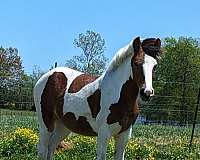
[140,88,154,101]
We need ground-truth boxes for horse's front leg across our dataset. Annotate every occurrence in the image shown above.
[113,127,132,160]
[96,125,111,160]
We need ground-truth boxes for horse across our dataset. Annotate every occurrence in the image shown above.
[33,36,161,160]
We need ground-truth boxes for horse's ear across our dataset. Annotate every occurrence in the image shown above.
[133,37,141,53]
[154,38,161,47]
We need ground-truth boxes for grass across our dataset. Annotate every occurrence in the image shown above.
[0,109,200,159]
[0,109,38,139]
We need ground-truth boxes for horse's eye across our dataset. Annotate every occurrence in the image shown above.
[134,63,143,67]
[134,63,139,67]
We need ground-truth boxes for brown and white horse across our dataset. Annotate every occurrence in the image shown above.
[34,37,161,160]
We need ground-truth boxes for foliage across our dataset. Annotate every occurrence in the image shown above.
[0,46,45,110]
[0,47,23,82]
[65,30,108,76]
[0,47,24,103]
[0,47,35,110]
[157,37,200,83]
[30,65,45,84]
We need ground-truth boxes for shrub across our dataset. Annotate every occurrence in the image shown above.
[0,128,38,156]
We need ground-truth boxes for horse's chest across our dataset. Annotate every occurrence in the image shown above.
[105,77,139,133]
[107,103,139,134]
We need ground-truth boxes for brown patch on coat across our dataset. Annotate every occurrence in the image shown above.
[41,72,67,132]
[131,59,145,88]
[68,74,101,119]
[68,74,98,93]
[132,37,145,66]
[107,77,139,134]
[62,112,97,136]
[87,89,101,118]
[131,37,145,88]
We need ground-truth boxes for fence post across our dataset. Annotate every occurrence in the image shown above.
[189,88,200,152]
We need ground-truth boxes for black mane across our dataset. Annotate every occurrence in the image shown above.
[142,38,161,59]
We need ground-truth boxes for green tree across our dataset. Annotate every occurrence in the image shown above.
[65,30,108,76]
[19,65,45,110]
[145,37,200,125]
[30,65,45,84]
[0,47,24,104]
[13,66,45,110]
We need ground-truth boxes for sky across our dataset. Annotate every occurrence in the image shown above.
[0,0,200,74]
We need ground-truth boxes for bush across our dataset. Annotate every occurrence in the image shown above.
[0,128,38,156]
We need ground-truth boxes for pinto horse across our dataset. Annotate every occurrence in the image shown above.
[34,37,161,160]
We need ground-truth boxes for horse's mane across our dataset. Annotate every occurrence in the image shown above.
[106,40,134,72]
[142,38,161,59]
[105,38,161,73]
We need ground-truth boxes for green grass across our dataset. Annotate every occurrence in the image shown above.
[0,109,38,139]
[0,109,200,160]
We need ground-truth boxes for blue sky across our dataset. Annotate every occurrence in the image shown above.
[0,0,200,74]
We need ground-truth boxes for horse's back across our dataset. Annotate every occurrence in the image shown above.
[34,67,82,92]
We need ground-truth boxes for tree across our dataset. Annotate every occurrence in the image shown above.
[65,30,108,76]
[30,65,45,84]
[0,47,46,110]
[0,47,24,104]
[0,47,23,86]
[144,37,200,125]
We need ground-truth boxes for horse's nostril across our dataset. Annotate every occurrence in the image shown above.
[140,88,152,101]
[144,88,154,97]
[145,90,151,97]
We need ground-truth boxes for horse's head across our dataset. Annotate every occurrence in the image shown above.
[131,37,161,101]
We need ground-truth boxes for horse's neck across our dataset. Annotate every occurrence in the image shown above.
[101,58,133,103]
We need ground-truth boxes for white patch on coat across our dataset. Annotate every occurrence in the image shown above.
[63,76,102,119]
[142,54,157,95]
[108,122,122,135]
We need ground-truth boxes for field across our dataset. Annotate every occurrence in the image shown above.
[0,109,200,160]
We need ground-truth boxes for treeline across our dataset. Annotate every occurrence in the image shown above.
[0,32,200,124]
[0,47,44,110]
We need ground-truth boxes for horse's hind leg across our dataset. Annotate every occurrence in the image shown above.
[36,102,56,160]
[47,121,71,159]
[38,127,52,160]
[113,127,132,160]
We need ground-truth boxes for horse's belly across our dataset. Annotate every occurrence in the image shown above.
[62,112,97,136]
[108,122,122,135]
[62,87,100,136]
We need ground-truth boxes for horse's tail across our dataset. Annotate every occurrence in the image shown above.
[33,71,68,132]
